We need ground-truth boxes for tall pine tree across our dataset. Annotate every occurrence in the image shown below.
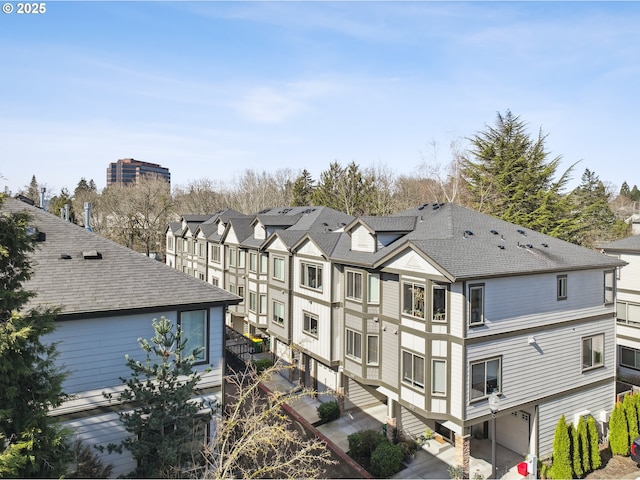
[291,169,315,206]
[0,194,72,477]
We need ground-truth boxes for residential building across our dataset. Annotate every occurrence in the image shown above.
[167,202,624,473]
[601,234,640,387]
[3,197,240,477]
[106,158,171,186]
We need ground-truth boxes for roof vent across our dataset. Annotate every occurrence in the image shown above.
[27,226,46,242]
[526,244,533,249]
[490,229,499,235]
[433,204,440,210]
[463,230,474,238]
[517,229,526,236]
[418,205,425,210]
[82,250,102,260]
[59,254,72,260]
[498,245,505,250]
[541,243,549,248]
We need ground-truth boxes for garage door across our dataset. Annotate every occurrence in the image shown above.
[497,410,530,456]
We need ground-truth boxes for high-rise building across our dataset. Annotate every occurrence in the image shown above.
[106,158,171,187]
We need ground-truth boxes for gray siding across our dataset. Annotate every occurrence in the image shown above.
[382,273,399,319]
[344,377,386,410]
[381,321,399,388]
[399,407,431,439]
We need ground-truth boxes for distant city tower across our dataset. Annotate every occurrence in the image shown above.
[106,158,171,187]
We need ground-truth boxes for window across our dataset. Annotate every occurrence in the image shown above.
[273,257,285,281]
[402,351,425,389]
[301,262,323,291]
[621,346,640,370]
[470,357,501,400]
[273,301,285,325]
[182,239,188,252]
[211,245,220,263]
[604,270,614,304]
[303,312,318,336]
[582,334,604,370]
[403,282,425,319]
[238,250,245,269]
[228,283,236,295]
[211,277,219,287]
[259,294,267,314]
[346,271,363,301]
[432,359,446,395]
[249,252,258,272]
[260,254,268,274]
[180,310,207,363]
[469,284,484,326]
[249,292,257,312]
[432,284,447,322]
[177,238,183,252]
[198,272,205,281]
[237,285,244,302]
[346,329,362,360]
[368,274,380,304]
[198,242,206,258]
[367,335,379,365]
[167,236,174,251]
[617,301,640,325]
[557,275,567,300]
[229,248,236,267]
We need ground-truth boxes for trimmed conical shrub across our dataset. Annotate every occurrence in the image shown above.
[577,415,590,474]
[551,415,573,480]
[625,393,640,445]
[571,423,583,478]
[587,415,602,470]
[610,401,630,456]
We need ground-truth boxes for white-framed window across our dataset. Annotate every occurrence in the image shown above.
[582,334,604,371]
[303,312,318,336]
[259,294,267,314]
[198,242,206,258]
[238,250,246,269]
[180,309,207,363]
[167,236,174,251]
[346,270,363,301]
[198,272,205,281]
[273,257,285,281]
[182,239,188,253]
[301,262,323,291]
[557,275,567,300]
[273,301,285,325]
[402,351,425,389]
[229,247,236,267]
[470,357,501,401]
[211,244,220,263]
[432,359,446,396]
[620,346,640,370]
[617,301,640,325]
[346,329,362,360]
[237,285,244,302]
[177,238,183,252]
[432,284,447,322]
[604,270,614,304]
[249,252,258,272]
[249,292,257,312]
[402,281,425,319]
[228,283,236,295]
[260,254,268,274]
[211,277,219,287]
[469,284,484,326]
[367,335,379,365]
[368,273,380,304]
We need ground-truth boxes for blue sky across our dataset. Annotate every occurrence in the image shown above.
[1,1,639,197]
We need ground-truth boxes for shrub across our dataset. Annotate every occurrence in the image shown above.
[370,441,403,478]
[570,423,583,478]
[448,464,464,479]
[625,393,639,445]
[348,429,388,469]
[587,416,601,470]
[397,439,419,459]
[550,415,572,480]
[253,358,273,373]
[610,401,630,456]
[577,415,590,474]
[67,440,113,478]
[317,400,340,424]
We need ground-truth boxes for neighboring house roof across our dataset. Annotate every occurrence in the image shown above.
[349,216,416,234]
[600,234,640,252]
[166,221,182,235]
[333,203,626,280]
[3,198,240,318]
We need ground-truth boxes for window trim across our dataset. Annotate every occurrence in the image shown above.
[273,256,285,282]
[368,273,380,305]
[300,261,323,292]
[211,244,221,264]
[303,312,319,337]
[346,270,363,302]
[346,329,362,361]
[402,350,425,390]
[432,359,447,396]
[432,283,448,322]
[402,281,426,319]
[557,275,567,301]
[248,291,257,312]
[229,247,236,267]
[249,252,258,273]
[604,270,615,305]
[366,334,379,365]
[582,333,604,371]
[468,284,485,326]
[178,309,209,365]
[469,357,501,401]
[272,300,285,325]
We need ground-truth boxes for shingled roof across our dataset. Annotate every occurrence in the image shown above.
[3,198,240,318]
[600,234,640,252]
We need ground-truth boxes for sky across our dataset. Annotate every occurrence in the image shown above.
[1,1,639,198]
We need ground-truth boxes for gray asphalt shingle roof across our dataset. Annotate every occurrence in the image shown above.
[600,234,640,252]
[3,198,240,318]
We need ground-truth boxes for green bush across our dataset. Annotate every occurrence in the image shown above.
[586,416,601,470]
[610,401,630,456]
[397,439,418,458]
[370,441,403,478]
[577,415,590,474]
[348,429,388,469]
[317,400,340,424]
[550,415,572,480]
[570,423,583,478]
[625,393,639,445]
[253,358,273,373]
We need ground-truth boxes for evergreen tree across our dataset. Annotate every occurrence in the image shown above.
[550,415,572,480]
[577,415,590,474]
[570,423,583,478]
[47,187,75,223]
[586,415,601,470]
[312,161,343,211]
[312,161,377,215]
[620,181,631,199]
[0,194,73,477]
[291,169,315,206]
[631,185,640,203]
[462,110,578,241]
[609,401,629,456]
[24,175,40,207]
[625,393,640,447]
[102,316,211,478]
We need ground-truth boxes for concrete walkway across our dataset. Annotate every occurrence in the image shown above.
[261,371,525,479]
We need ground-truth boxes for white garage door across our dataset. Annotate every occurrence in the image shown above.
[497,410,530,456]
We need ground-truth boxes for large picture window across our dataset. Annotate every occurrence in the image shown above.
[582,334,604,370]
[303,312,318,336]
[469,284,484,326]
[180,310,207,363]
[402,351,425,389]
[402,282,425,319]
[301,262,323,291]
[346,329,362,360]
[470,357,501,400]
[346,271,363,301]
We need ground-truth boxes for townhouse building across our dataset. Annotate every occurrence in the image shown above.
[167,202,623,471]
[601,235,640,387]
